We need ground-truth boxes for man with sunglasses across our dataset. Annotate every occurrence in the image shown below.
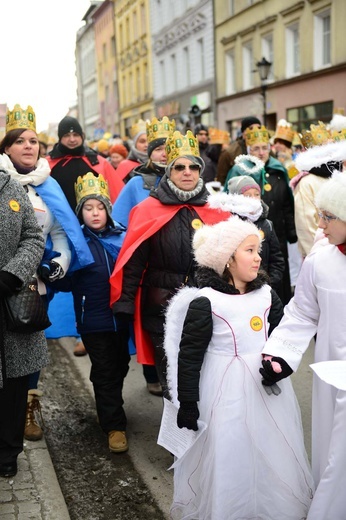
[111,130,230,399]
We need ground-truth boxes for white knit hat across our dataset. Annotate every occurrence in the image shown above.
[315,171,346,222]
[193,216,261,276]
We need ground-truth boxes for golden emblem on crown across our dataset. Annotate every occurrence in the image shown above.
[74,172,110,207]
[274,119,295,144]
[6,104,36,133]
[165,130,200,164]
[208,127,230,145]
[129,119,147,139]
[331,128,346,142]
[244,126,270,147]
[146,116,176,143]
[300,121,331,148]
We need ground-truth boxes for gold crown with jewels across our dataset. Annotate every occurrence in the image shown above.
[208,127,230,145]
[300,121,331,148]
[146,116,176,143]
[6,104,36,133]
[244,125,270,147]
[165,130,200,164]
[129,119,147,139]
[74,172,110,207]
[331,128,346,142]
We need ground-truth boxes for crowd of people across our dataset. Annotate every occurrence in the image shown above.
[1,103,346,519]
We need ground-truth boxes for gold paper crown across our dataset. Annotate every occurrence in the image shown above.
[74,172,110,207]
[274,120,295,144]
[129,119,147,139]
[146,116,176,143]
[38,132,48,145]
[6,104,36,133]
[208,127,230,145]
[292,132,302,147]
[165,130,200,164]
[331,128,346,142]
[300,121,331,148]
[244,126,270,147]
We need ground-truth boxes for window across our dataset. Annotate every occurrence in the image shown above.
[314,9,331,69]
[242,42,253,90]
[183,46,191,88]
[225,49,235,95]
[286,23,300,77]
[103,43,107,63]
[197,38,205,83]
[140,3,146,35]
[170,54,177,92]
[133,10,138,40]
[229,0,235,16]
[261,34,274,81]
[136,67,141,100]
[287,101,333,131]
[159,60,166,96]
[111,36,116,57]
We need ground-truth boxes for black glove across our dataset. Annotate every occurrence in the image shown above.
[37,262,64,283]
[177,401,199,431]
[0,271,21,297]
[260,356,293,387]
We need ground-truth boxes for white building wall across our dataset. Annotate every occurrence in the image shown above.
[150,0,214,105]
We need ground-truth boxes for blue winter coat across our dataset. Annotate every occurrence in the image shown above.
[53,224,125,334]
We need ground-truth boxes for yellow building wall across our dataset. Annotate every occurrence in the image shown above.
[215,0,346,100]
[114,0,154,137]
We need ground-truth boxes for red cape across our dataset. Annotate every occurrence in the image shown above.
[115,159,140,182]
[110,196,230,364]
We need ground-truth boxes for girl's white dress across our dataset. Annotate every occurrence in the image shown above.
[164,285,313,520]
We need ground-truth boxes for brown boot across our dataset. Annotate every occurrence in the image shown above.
[108,431,128,453]
[24,390,44,441]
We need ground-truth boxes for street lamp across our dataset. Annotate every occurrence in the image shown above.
[256,57,272,127]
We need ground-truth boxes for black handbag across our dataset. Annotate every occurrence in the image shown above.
[3,277,51,334]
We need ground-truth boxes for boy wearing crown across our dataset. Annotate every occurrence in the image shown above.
[224,125,297,305]
[51,173,130,453]
[110,131,230,399]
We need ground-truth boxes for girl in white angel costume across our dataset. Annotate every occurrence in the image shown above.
[164,216,313,520]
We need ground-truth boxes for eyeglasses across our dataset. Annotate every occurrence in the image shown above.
[317,211,339,223]
[172,164,201,172]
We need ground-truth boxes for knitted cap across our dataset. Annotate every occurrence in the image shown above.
[228,175,261,195]
[193,216,261,276]
[241,116,261,133]
[109,144,128,158]
[315,171,346,222]
[58,116,83,140]
[96,139,110,154]
[147,137,166,158]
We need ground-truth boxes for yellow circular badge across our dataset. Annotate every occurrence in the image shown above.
[250,316,263,331]
[263,183,272,192]
[191,218,203,230]
[259,229,265,240]
[9,199,20,212]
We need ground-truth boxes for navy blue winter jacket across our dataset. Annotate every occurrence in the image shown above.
[52,224,125,334]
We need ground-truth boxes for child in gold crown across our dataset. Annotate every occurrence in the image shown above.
[51,173,130,453]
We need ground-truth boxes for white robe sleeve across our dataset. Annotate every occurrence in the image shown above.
[262,253,320,371]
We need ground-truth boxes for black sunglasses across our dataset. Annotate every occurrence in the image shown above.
[172,164,200,172]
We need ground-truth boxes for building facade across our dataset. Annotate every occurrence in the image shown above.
[215,0,346,138]
[76,2,102,141]
[114,0,154,137]
[93,0,120,137]
[151,0,215,130]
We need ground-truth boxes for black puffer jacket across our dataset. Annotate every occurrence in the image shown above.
[255,201,285,293]
[177,268,284,402]
[113,175,210,334]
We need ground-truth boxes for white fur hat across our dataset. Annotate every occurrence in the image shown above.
[315,171,346,222]
[193,216,261,276]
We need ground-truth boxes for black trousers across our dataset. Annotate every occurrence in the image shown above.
[149,332,169,400]
[0,374,29,464]
[81,330,130,434]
